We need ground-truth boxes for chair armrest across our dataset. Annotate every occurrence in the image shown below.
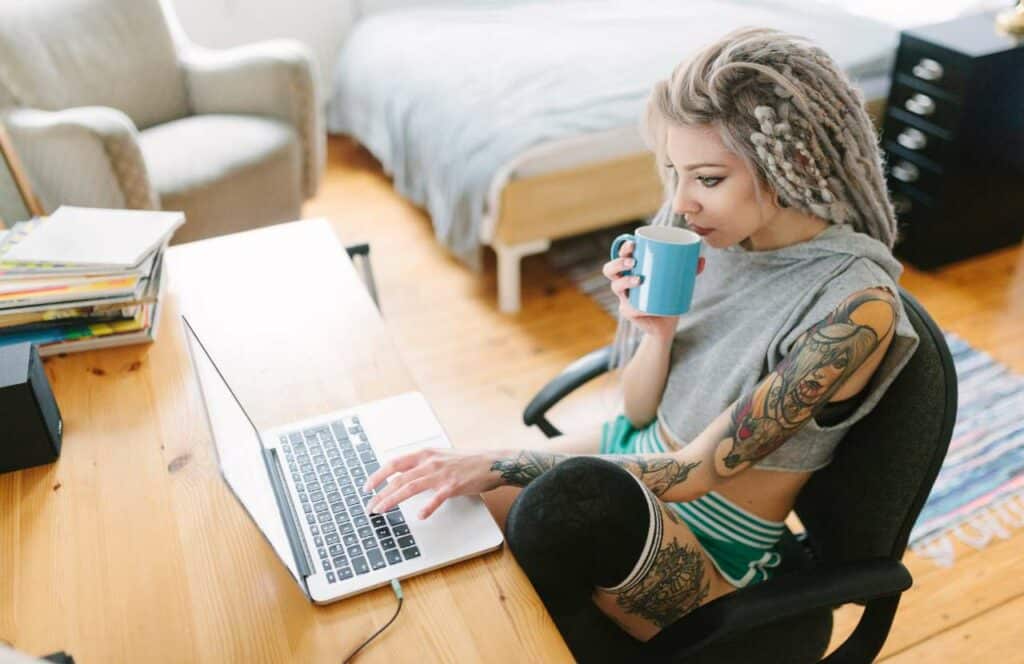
[647,558,912,662]
[180,41,325,198]
[2,107,157,211]
[523,344,613,437]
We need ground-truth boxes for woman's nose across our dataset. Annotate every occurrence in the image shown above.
[672,188,700,216]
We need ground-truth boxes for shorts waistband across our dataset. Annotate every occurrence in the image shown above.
[671,492,785,550]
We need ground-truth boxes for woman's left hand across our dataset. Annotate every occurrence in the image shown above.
[364,447,505,519]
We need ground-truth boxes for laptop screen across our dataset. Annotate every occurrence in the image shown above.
[182,317,302,585]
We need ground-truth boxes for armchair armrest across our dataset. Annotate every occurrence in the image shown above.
[523,344,613,437]
[2,107,157,211]
[180,41,325,198]
[647,558,912,663]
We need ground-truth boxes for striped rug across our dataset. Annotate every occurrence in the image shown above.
[910,336,1024,566]
[546,223,1024,567]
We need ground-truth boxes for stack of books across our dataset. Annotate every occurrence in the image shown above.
[0,206,184,356]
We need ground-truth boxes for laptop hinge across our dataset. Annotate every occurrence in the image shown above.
[263,447,314,579]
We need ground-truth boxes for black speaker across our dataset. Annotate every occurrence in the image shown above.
[0,342,63,474]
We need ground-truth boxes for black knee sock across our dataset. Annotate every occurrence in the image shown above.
[505,456,655,616]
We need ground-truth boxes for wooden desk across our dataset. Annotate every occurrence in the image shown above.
[0,219,572,663]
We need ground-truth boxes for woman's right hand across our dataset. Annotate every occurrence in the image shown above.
[602,240,705,341]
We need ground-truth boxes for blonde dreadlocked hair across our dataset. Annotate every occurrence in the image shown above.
[609,28,898,369]
[645,27,898,248]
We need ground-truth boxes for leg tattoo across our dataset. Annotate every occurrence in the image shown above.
[613,537,711,628]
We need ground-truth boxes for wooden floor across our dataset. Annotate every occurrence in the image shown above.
[305,136,1024,663]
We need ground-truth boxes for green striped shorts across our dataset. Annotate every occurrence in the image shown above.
[600,415,785,588]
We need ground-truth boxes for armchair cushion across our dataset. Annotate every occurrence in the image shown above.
[139,114,302,243]
[180,42,324,199]
[2,106,157,211]
[0,0,188,130]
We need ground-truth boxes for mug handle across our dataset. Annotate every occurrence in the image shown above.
[610,233,636,263]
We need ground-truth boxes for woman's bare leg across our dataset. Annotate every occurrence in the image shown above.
[483,428,604,530]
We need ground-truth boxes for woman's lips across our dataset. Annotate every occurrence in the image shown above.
[689,224,714,236]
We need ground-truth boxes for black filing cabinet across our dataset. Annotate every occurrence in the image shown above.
[881,11,1024,268]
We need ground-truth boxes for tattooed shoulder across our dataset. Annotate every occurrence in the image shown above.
[715,289,897,477]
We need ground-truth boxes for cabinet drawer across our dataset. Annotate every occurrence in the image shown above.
[894,43,967,98]
[890,181,976,269]
[884,152,944,196]
[889,84,961,132]
[881,115,950,166]
[889,180,938,218]
[890,183,942,263]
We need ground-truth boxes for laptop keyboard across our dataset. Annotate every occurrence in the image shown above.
[280,415,420,584]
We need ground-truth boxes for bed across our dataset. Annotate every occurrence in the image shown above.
[328,0,904,312]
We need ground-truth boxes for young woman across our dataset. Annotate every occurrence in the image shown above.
[364,27,919,648]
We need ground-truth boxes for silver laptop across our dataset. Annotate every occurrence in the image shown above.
[182,316,504,604]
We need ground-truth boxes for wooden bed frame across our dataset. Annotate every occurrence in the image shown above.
[488,151,663,312]
[487,98,886,313]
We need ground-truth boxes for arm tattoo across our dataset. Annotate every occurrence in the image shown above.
[491,451,701,497]
[491,451,568,486]
[613,456,701,497]
[718,290,896,474]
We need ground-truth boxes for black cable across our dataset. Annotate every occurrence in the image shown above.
[342,579,404,663]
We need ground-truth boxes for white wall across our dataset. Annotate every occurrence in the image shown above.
[168,0,357,100]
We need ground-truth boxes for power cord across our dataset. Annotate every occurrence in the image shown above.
[342,579,404,663]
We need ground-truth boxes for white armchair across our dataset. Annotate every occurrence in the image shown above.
[0,0,324,243]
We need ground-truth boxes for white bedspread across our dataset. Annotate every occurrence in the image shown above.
[328,0,898,268]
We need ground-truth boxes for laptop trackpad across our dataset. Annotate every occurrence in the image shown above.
[359,392,448,453]
[378,436,448,463]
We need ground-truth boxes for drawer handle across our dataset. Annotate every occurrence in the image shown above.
[912,57,944,82]
[905,93,936,116]
[892,161,920,183]
[897,127,928,151]
[893,195,913,215]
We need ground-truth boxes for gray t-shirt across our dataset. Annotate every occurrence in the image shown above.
[657,223,920,472]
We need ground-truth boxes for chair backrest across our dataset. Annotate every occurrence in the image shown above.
[794,288,957,564]
[0,0,189,130]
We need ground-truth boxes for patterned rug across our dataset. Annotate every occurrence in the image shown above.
[547,223,1024,567]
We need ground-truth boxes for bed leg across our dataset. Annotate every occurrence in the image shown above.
[493,238,551,314]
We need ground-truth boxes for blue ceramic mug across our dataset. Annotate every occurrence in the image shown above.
[610,225,702,316]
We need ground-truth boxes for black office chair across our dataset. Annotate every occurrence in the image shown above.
[522,288,957,663]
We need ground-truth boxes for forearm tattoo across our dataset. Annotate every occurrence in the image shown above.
[491,451,568,486]
[491,451,700,497]
[614,456,701,497]
[717,291,896,475]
